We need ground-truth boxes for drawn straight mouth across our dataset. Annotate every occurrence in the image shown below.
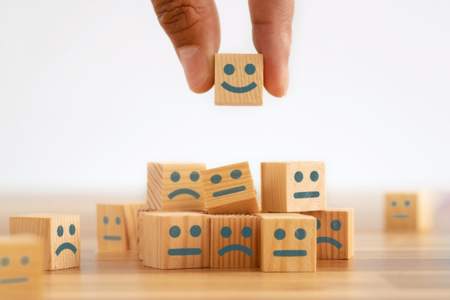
[392,213,409,219]
[221,81,257,93]
[293,191,320,199]
[213,186,246,197]
[218,244,253,256]
[273,250,307,257]
[317,237,342,249]
[168,248,202,256]
[0,277,29,285]
[55,242,77,256]
[104,235,122,241]
[168,188,200,200]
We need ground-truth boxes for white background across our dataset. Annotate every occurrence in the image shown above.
[1,0,450,233]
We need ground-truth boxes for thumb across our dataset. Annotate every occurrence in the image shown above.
[151,0,220,93]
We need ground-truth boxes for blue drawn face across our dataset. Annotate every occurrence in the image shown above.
[293,170,321,199]
[0,254,32,285]
[167,225,203,256]
[167,170,202,200]
[55,224,78,256]
[221,63,258,94]
[272,227,308,257]
[102,215,124,241]
[316,217,343,249]
[217,225,253,257]
[210,169,247,198]
[391,199,412,219]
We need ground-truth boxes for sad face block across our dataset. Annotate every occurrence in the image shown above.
[209,215,259,268]
[303,209,354,260]
[261,162,326,212]
[258,213,316,272]
[0,235,43,299]
[147,163,206,211]
[385,192,433,232]
[141,212,209,269]
[202,162,259,214]
[214,53,263,106]
[10,214,80,270]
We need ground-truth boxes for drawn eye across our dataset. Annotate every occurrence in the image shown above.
[103,216,109,224]
[310,171,319,182]
[190,171,200,182]
[69,224,76,235]
[404,200,411,207]
[21,256,30,266]
[170,171,180,182]
[317,219,321,230]
[211,174,222,184]
[224,64,235,75]
[331,219,341,231]
[294,171,303,183]
[274,228,286,240]
[295,228,306,240]
[190,225,202,237]
[230,169,242,179]
[115,217,121,225]
[169,225,181,238]
[57,225,64,237]
[245,63,256,75]
[241,226,252,238]
[391,201,397,207]
[221,226,232,238]
[1,257,10,267]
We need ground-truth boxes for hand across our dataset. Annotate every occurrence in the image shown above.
[151,0,294,97]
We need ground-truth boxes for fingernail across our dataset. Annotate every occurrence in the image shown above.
[177,46,209,92]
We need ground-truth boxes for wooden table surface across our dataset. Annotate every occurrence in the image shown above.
[38,232,450,300]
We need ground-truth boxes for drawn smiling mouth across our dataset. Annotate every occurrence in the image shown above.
[103,235,122,241]
[168,248,202,256]
[168,188,200,200]
[0,277,29,285]
[218,244,253,256]
[213,185,246,197]
[293,191,320,199]
[55,242,77,256]
[273,250,307,257]
[317,237,342,249]
[221,81,257,93]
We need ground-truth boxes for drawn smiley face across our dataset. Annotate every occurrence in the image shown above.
[167,224,203,256]
[316,218,343,249]
[167,170,202,200]
[218,225,253,257]
[55,223,78,256]
[96,204,128,253]
[385,193,418,231]
[221,62,258,94]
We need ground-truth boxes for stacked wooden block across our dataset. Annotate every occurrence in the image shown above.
[140,161,354,272]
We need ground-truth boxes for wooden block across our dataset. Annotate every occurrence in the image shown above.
[0,235,43,299]
[123,203,149,252]
[138,210,146,261]
[261,162,326,212]
[209,215,259,268]
[214,53,263,106]
[385,192,433,232]
[141,212,209,269]
[9,214,80,270]
[303,209,354,259]
[147,163,206,211]
[258,213,316,272]
[203,162,258,214]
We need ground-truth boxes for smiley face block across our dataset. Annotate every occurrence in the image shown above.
[214,53,263,106]
[203,162,258,214]
[209,215,259,268]
[258,213,316,272]
[261,162,326,212]
[303,209,354,259]
[10,214,80,270]
[385,192,433,232]
[141,212,209,269]
[0,235,43,299]
[147,163,206,211]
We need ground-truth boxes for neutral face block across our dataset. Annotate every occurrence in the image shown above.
[214,53,263,106]
[147,163,206,211]
[0,235,43,299]
[209,215,260,268]
[258,213,316,272]
[141,212,210,269]
[10,214,80,270]
[261,162,326,212]
[303,209,354,259]
[97,204,128,253]
[202,162,258,214]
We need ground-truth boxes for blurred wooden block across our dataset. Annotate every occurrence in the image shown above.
[261,162,326,212]
[0,235,43,299]
[209,215,259,268]
[214,53,263,106]
[385,192,433,232]
[141,212,210,269]
[203,162,258,214]
[303,209,354,259]
[123,203,149,252]
[9,214,80,270]
[147,163,206,211]
[258,213,316,272]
